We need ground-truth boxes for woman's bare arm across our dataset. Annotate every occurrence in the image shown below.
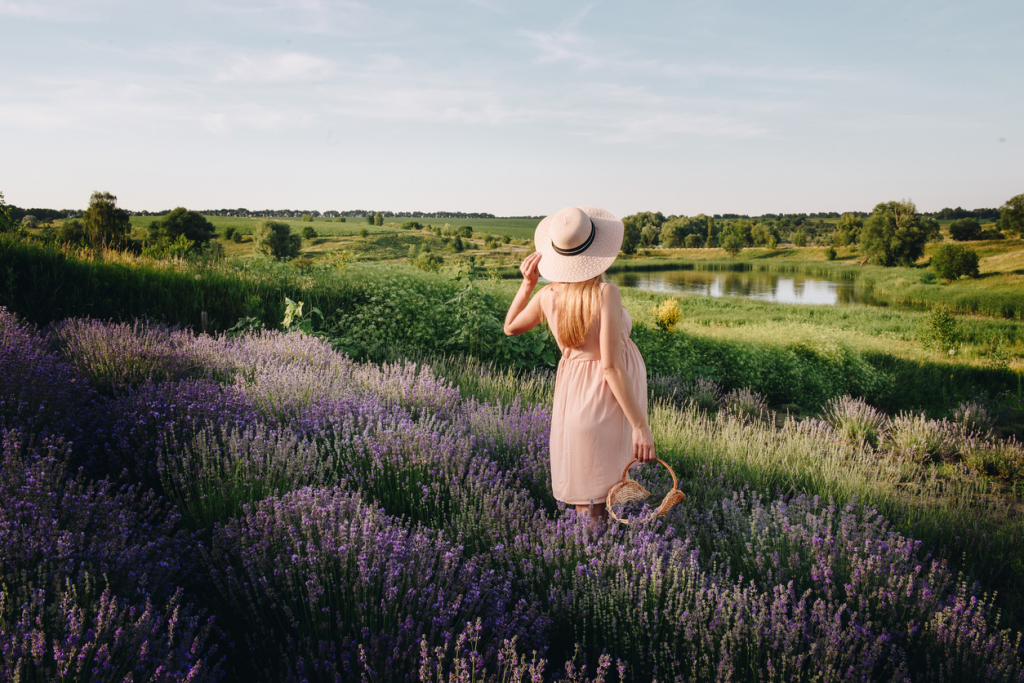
[504,251,545,336]
[599,284,655,462]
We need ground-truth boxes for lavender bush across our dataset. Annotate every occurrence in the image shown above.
[718,386,769,424]
[0,429,220,681]
[824,394,891,447]
[1,310,1021,682]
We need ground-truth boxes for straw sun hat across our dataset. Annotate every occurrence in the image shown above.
[534,206,624,283]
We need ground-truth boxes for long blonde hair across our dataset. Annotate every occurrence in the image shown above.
[555,274,605,348]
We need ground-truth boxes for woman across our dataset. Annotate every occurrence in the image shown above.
[504,206,654,524]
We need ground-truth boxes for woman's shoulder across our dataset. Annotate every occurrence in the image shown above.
[599,281,622,300]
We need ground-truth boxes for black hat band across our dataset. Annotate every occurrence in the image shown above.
[551,218,596,256]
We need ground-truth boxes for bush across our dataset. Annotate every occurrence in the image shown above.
[918,308,961,352]
[57,218,87,245]
[149,208,216,246]
[889,412,960,462]
[687,377,722,412]
[683,234,704,248]
[301,225,318,240]
[232,230,243,243]
[222,226,236,240]
[824,246,837,261]
[413,253,444,272]
[301,214,313,222]
[718,387,768,423]
[652,298,681,333]
[359,227,369,238]
[337,217,346,223]
[931,244,980,280]
[949,218,982,241]
[253,220,301,259]
[823,395,889,447]
[400,221,422,230]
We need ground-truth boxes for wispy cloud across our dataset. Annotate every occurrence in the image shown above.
[215,52,333,82]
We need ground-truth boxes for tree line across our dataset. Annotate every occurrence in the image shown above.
[621,193,1024,265]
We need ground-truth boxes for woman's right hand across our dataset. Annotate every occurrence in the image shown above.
[632,423,655,463]
[519,251,542,288]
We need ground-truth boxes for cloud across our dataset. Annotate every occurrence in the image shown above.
[215,52,333,82]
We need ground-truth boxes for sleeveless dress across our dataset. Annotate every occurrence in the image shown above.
[539,282,648,505]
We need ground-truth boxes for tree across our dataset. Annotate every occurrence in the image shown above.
[21,215,38,231]
[374,212,384,226]
[359,227,369,238]
[750,222,779,248]
[253,220,301,259]
[949,218,982,241]
[460,226,473,238]
[57,219,87,245]
[931,244,980,280]
[83,191,130,248]
[149,207,216,244]
[452,236,464,252]
[621,211,665,254]
[683,234,704,248]
[999,193,1024,237]
[793,229,807,247]
[860,199,930,267]
[0,191,13,233]
[301,214,313,222]
[920,216,941,242]
[719,220,753,256]
[302,226,318,240]
[832,213,863,246]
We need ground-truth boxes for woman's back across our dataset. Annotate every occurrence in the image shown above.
[540,282,631,362]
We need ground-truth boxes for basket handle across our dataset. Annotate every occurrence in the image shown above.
[620,457,679,491]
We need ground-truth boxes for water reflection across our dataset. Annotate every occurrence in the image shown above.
[608,269,870,305]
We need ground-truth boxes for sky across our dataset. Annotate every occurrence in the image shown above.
[1,0,1022,217]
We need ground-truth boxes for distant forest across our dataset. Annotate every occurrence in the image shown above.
[3,204,1001,222]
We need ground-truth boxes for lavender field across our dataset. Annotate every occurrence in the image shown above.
[2,307,1022,682]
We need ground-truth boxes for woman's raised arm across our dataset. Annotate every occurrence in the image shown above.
[504,251,545,336]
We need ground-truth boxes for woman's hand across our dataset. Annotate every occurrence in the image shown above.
[632,423,655,463]
[519,251,542,289]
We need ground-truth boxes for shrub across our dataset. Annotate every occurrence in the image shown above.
[652,298,682,332]
[953,400,995,435]
[687,376,722,412]
[359,227,369,238]
[301,225,317,240]
[414,252,444,272]
[889,412,960,462]
[301,213,313,222]
[149,207,216,245]
[718,387,768,423]
[824,246,838,260]
[400,220,422,230]
[231,230,243,242]
[949,218,982,241]
[222,226,236,240]
[823,395,889,447]
[918,308,961,352]
[931,243,980,280]
[253,220,301,259]
[683,233,704,248]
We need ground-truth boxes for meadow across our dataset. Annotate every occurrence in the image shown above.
[3,308,1023,682]
[3,230,1024,681]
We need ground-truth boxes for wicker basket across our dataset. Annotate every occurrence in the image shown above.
[605,457,686,525]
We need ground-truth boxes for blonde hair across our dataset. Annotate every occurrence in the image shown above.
[555,274,605,348]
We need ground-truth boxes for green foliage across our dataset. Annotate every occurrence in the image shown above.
[931,244,980,281]
[683,234,704,248]
[861,199,930,266]
[252,220,301,259]
[0,191,13,233]
[452,236,464,252]
[833,213,863,246]
[999,193,1024,237]
[824,246,837,261]
[83,191,131,248]
[365,213,374,225]
[231,231,243,243]
[413,252,444,272]
[148,208,216,245]
[281,296,324,336]
[652,298,682,332]
[793,229,807,247]
[374,212,384,226]
[621,212,665,254]
[300,214,313,222]
[719,222,752,257]
[400,221,422,230]
[358,227,369,238]
[222,226,236,240]
[918,308,961,352]
[337,217,346,222]
[949,218,982,241]
[21,215,38,230]
[459,226,473,238]
[142,233,194,259]
[301,226,318,240]
[750,222,779,248]
[57,219,87,245]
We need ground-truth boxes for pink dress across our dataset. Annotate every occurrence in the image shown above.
[539,283,648,505]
